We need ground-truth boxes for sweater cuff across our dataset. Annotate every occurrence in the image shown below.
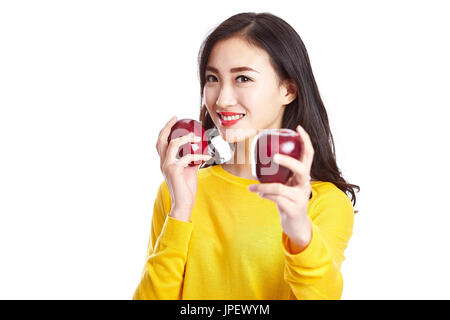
[282,222,331,268]
[159,215,194,253]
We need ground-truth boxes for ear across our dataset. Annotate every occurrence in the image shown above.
[280,79,297,106]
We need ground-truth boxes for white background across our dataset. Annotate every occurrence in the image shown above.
[1,0,449,299]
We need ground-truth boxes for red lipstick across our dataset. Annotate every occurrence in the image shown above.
[217,111,246,127]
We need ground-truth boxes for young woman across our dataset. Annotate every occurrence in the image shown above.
[134,12,360,300]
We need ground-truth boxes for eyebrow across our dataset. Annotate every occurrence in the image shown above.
[206,66,260,74]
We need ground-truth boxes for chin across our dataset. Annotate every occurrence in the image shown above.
[220,127,258,144]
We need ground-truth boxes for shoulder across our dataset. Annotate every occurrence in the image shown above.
[309,181,355,222]
[197,165,225,188]
[311,181,351,203]
[197,164,216,181]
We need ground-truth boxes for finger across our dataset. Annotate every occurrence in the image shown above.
[156,115,178,156]
[166,134,203,164]
[257,192,295,213]
[248,182,299,203]
[273,153,309,185]
[296,125,314,167]
[176,153,212,167]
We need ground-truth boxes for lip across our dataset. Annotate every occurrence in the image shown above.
[217,112,246,127]
[217,111,246,116]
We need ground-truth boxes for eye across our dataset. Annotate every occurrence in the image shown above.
[205,74,252,83]
[236,75,251,83]
[206,75,217,82]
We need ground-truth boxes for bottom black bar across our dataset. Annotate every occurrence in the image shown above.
[0,300,446,318]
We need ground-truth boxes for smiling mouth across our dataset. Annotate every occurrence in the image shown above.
[217,113,246,121]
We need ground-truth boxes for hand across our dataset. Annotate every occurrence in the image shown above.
[248,125,315,251]
[156,116,212,218]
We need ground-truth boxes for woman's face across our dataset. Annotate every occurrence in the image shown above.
[203,36,296,143]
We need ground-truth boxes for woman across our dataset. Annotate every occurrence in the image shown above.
[133,12,360,300]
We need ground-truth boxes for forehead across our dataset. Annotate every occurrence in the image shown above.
[207,37,270,71]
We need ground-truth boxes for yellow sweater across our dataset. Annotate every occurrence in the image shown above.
[133,164,354,300]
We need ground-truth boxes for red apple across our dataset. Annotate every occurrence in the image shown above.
[251,128,303,184]
[167,119,209,166]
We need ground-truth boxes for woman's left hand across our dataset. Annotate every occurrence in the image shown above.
[248,125,315,252]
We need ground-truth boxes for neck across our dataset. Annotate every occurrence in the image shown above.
[222,136,256,180]
[220,114,284,180]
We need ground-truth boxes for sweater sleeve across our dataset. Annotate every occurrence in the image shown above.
[281,192,355,300]
[133,181,194,300]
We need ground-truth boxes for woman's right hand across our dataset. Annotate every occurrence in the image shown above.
[156,116,212,221]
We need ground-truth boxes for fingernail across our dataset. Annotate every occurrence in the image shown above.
[273,154,280,162]
[248,185,255,191]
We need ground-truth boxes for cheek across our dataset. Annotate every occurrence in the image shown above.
[235,85,266,115]
[203,86,218,109]
[253,81,281,109]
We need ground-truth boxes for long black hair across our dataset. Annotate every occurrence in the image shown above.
[197,12,360,212]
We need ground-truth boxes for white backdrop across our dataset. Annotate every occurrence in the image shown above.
[1,0,449,299]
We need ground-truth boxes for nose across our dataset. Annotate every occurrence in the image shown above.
[216,85,237,108]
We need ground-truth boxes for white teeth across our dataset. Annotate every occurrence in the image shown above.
[220,114,245,121]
